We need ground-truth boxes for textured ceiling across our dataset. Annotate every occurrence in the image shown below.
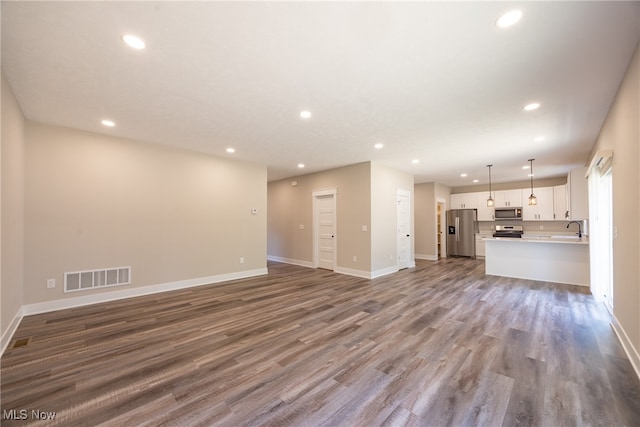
[2,2,639,186]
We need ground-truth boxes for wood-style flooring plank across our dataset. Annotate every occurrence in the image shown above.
[2,258,640,426]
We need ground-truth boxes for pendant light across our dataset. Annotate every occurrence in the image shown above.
[486,164,494,207]
[528,158,537,206]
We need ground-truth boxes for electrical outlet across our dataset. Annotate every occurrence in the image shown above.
[240,257,245,264]
[353,256,357,262]
[47,279,55,289]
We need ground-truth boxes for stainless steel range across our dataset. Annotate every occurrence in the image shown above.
[493,225,523,238]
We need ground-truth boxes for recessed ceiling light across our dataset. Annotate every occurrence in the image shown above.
[473,179,479,183]
[101,119,115,127]
[122,34,146,50]
[412,159,420,164]
[522,165,530,169]
[496,10,523,28]
[528,173,535,177]
[534,136,545,142]
[298,163,305,168]
[299,111,311,119]
[374,143,384,150]
[226,148,235,153]
[524,102,540,111]
[460,173,468,177]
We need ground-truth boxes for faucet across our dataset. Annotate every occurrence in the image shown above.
[567,221,582,238]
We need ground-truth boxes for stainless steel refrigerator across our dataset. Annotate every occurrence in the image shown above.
[446,209,477,258]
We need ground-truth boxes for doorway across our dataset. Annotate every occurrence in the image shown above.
[588,152,613,308]
[313,189,337,270]
[600,170,613,307]
[437,201,445,259]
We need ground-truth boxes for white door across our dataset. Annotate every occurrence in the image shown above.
[313,189,337,270]
[397,190,411,269]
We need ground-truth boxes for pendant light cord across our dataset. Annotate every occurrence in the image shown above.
[528,158,537,205]
[486,164,494,207]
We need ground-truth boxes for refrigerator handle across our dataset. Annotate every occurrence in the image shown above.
[455,217,460,242]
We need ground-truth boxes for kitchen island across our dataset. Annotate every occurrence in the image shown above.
[483,235,589,286]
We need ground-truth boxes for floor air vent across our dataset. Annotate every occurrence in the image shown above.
[11,337,31,349]
[65,266,131,292]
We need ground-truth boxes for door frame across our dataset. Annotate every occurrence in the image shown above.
[312,188,338,269]
[437,197,447,258]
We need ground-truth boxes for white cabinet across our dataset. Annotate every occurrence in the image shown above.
[449,183,571,223]
[568,167,589,220]
[494,189,523,207]
[450,193,477,209]
[475,234,486,257]
[553,185,569,220]
[522,187,554,220]
[450,192,496,220]
[476,192,495,221]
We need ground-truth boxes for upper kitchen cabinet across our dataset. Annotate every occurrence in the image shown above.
[476,192,495,221]
[450,193,477,209]
[553,184,569,220]
[450,180,571,222]
[522,186,554,220]
[568,167,589,220]
[494,189,523,207]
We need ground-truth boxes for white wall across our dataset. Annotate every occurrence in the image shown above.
[371,162,414,273]
[23,122,267,307]
[414,183,436,259]
[267,161,413,277]
[588,41,640,373]
[267,162,372,271]
[1,73,26,350]
[414,182,451,260]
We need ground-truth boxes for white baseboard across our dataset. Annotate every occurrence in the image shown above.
[415,254,438,261]
[333,265,402,279]
[0,268,268,358]
[333,266,375,279]
[1,306,25,356]
[610,311,640,381]
[371,265,400,279]
[267,255,314,268]
[22,268,268,317]
[269,256,400,280]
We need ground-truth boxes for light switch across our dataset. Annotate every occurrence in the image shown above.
[361,225,368,232]
[299,224,305,230]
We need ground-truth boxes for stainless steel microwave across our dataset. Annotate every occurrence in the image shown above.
[494,207,522,220]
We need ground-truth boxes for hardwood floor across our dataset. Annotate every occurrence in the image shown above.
[2,258,640,426]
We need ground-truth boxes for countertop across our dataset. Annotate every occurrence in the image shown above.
[482,234,589,245]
